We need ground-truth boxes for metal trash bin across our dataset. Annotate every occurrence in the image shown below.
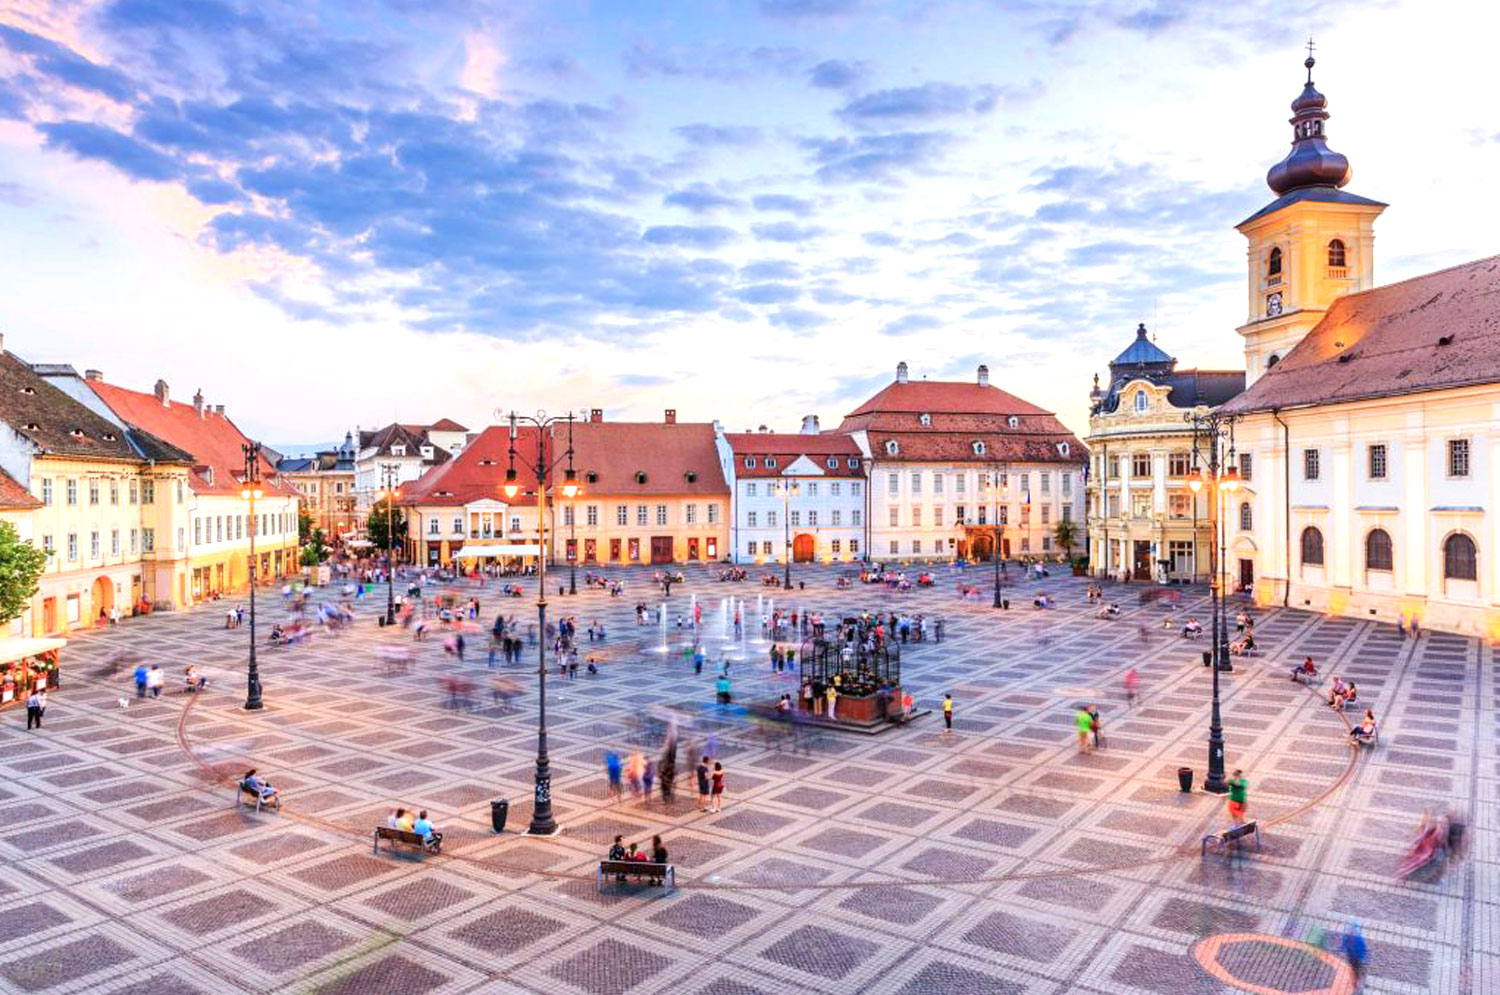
[1202,650,1212,668]
[490,799,509,833]
[1178,767,1194,793]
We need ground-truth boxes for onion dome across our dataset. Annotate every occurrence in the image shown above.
[1266,52,1352,195]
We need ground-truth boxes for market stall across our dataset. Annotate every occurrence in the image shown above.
[0,637,66,708]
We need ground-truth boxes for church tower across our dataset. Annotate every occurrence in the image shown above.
[1236,49,1386,385]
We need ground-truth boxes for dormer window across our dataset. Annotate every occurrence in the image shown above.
[685,471,698,484]
[70,428,86,439]
[420,446,434,458]
[1007,416,1019,429]
[635,471,648,484]
[23,422,38,431]
[972,441,986,455]
[765,458,777,468]
[102,432,116,441]
[1134,391,1148,412]
[586,471,599,484]
[1058,442,1071,457]
[918,412,931,426]
[885,440,899,456]
[392,445,406,456]
[744,457,757,468]
[826,458,838,469]
[18,387,34,395]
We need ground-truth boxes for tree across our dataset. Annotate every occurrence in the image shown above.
[366,497,407,552]
[300,528,329,567]
[0,520,47,626]
[297,507,314,545]
[1053,518,1079,560]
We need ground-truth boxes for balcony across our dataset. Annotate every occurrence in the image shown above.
[1327,266,1349,279]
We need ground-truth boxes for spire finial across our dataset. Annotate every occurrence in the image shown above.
[1304,37,1316,83]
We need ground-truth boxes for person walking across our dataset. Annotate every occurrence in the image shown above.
[1123,667,1139,709]
[1075,704,1093,753]
[710,761,725,813]
[1338,920,1367,988]
[605,750,623,801]
[1088,703,1103,750]
[146,665,164,699]
[25,688,45,730]
[1227,769,1249,824]
[942,693,954,731]
[696,755,711,812]
[825,684,838,722]
[134,662,148,699]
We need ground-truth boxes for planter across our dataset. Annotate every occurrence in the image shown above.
[1071,566,1087,577]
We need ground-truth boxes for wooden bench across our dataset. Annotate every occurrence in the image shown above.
[597,860,675,892]
[1201,821,1260,857]
[235,781,280,814]
[373,827,441,855]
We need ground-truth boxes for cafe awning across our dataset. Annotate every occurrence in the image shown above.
[344,539,374,548]
[0,637,67,666]
[453,544,541,558]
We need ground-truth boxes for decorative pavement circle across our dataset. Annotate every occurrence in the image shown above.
[1193,933,1356,995]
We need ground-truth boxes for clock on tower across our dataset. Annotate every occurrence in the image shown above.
[1265,292,1283,317]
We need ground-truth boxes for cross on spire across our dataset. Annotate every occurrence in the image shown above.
[1304,37,1316,83]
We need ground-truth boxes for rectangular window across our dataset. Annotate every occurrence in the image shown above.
[194,519,202,545]
[932,474,944,494]
[910,471,921,494]
[831,539,841,553]
[887,473,899,497]
[656,504,668,526]
[830,482,841,497]
[933,507,943,527]
[1368,443,1388,480]
[177,527,184,550]
[129,479,138,504]
[586,505,598,527]
[978,506,988,525]
[911,507,922,527]
[851,482,862,497]
[1303,448,1320,481]
[808,510,818,526]
[42,534,53,555]
[999,506,1009,525]
[806,482,818,497]
[849,539,859,554]
[1043,536,1052,551]
[236,516,244,540]
[88,479,99,505]
[747,540,756,555]
[1169,493,1192,518]
[747,511,758,527]
[563,505,575,527]
[1062,505,1073,522]
[215,517,223,542]
[888,507,899,527]
[111,479,120,504]
[1019,473,1030,492]
[1448,438,1471,478]
[1239,453,1253,481]
[889,540,899,555]
[67,533,77,560]
[66,479,77,505]
[510,516,520,533]
[1041,505,1050,524]
[1107,456,1119,480]
[1040,472,1050,495]
[1131,454,1151,478]
[90,531,100,558]
[912,540,922,554]
[956,504,966,524]
[767,511,777,527]
[429,517,439,535]
[616,505,628,526]
[142,480,154,504]
[111,529,120,555]
[790,510,801,527]
[852,510,862,526]
[41,478,51,505]
[142,528,154,552]
[955,474,966,495]
[708,504,719,524]
[1020,536,1030,552]
[685,504,698,525]
[1168,452,1192,477]
[745,482,757,497]
[177,480,184,503]
[636,505,648,526]
[831,510,842,526]
[130,529,138,554]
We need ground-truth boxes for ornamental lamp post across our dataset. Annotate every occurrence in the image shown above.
[503,411,578,837]
[241,442,265,710]
[776,478,799,588]
[987,468,1009,608]
[377,462,400,625]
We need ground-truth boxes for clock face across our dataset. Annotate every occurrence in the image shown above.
[1266,292,1283,317]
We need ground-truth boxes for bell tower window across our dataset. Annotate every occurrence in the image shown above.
[1327,238,1346,276]
[1266,247,1282,284]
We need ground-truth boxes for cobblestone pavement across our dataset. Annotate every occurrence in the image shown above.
[0,563,1491,994]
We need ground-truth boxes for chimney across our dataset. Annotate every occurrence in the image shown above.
[664,409,677,425]
[84,369,102,382]
[214,404,225,415]
[590,408,603,423]
[153,379,169,406]
[896,361,909,384]
[758,424,769,433]
[977,364,990,387]
[193,389,205,417]
[800,414,819,435]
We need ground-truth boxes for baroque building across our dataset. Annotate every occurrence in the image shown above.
[1085,325,1243,582]
[1221,55,1500,636]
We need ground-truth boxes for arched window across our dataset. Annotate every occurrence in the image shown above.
[1266,353,1281,370]
[1300,526,1324,566]
[1444,533,1478,581]
[1327,239,1346,268]
[1134,391,1148,412]
[1365,529,1393,571]
[1267,247,1282,278]
[1239,501,1252,532]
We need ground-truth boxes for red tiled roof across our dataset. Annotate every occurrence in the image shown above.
[864,432,1086,464]
[1224,254,1500,414]
[399,426,541,507]
[845,380,1050,418]
[723,432,865,478]
[427,418,468,431]
[89,382,294,497]
[0,467,42,510]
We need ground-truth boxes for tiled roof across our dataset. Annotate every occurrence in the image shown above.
[1224,254,1500,414]
[358,422,454,464]
[723,432,864,478]
[1099,368,1244,414]
[864,432,1086,464]
[88,381,294,497]
[0,352,144,462]
[844,380,1049,419]
[1237,186,1387,228]
[0,467,41,510]
[427,418,468,431]
[399,426,537,507]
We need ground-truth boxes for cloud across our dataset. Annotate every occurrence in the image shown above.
[185,177,244,204]
[616,373,673,388]
[0,25,135,102]
[808,59,867,90]
[768,306,831,330]
[751,221,825,243]
[880,313,942,336]
[664,184,741,213]
[37,121,183,181]
[760,0,861,19]
[626,43,804,82]
[733,283,802,304]
[837,80,1041,129]
[751,193,814,216]
[740,259,801,281]
[642,225,738,250]
[803,131,952,184]
[863,230,900,247]
[672,123,764,147]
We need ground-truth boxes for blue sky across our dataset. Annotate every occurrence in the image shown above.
[1,0,1496,446]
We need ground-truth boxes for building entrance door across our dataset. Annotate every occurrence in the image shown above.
[792,533,815,562]
[1132,541,1152,581]
[650,536,674,564]
[1238,558,1254,593]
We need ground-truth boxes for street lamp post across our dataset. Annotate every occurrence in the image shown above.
[988,467,1009,608]
[241,443,265,710]
[504,411,579,837]
[1186,408,1240,794]
[568,493,577,595]
[377,463,399,625]
[777,478,798,588]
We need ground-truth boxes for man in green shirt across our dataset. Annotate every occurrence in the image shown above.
[1076,705,1093,753]
[1228,769,1248,822]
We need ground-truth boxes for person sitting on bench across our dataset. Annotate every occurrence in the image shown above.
[241,768,277,803]
[649,835,669,885]
[388,807,415,832]
[1331,680,1357,711]
[412,809,442,848]
[608,835,628,881]
[1230,631,1257,655]
[1290,657,1317,682]
[1350,710,1377,743]
[184,665,207,692]
[1099,603,1121,619]
[1181,618,1202,638]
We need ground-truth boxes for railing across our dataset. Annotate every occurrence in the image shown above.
[1327,266,1348,279]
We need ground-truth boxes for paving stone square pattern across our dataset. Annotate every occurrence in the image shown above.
[1,562,1492,993]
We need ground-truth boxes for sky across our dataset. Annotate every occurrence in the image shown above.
[1,0,1497,450]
